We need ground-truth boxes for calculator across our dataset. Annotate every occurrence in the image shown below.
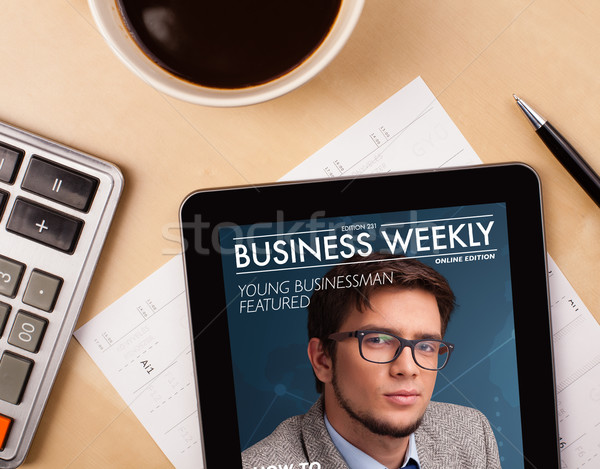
[0,121,123,468]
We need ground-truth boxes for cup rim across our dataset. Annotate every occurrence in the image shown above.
[88,0,364,107]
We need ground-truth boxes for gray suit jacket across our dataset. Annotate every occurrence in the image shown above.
[242,397,501,468]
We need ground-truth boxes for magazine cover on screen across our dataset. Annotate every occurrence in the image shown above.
[217,203,520,469]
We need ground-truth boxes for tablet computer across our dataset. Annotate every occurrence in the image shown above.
[180,163,560,468]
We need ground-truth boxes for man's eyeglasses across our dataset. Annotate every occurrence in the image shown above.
[328,330,454,371]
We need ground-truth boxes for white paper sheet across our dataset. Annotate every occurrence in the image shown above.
[74,77,599,468]
[548,257,600,468]
[75,255,199,468]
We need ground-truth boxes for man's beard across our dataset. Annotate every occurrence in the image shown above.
[332,367,424,438]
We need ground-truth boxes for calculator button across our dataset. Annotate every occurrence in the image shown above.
[0,256,26,298]
[0,143,24,184]
[0,413,13,451]
[8,311,48,353]
[0,189,8,219]
[21,157,98,212]
[6,198,83,253]
[0,302,10,336]
[0,352,33,405]
[23,270,63,312]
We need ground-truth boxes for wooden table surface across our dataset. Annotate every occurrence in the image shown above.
[1,0,598,467]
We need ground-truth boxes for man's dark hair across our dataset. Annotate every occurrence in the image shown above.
[307,252,456,393]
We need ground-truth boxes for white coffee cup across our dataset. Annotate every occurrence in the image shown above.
[88,0,364,107]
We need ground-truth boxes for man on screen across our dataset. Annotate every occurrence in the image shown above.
[242,253,501,469]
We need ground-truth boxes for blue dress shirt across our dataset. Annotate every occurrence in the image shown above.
[324,414,421,469]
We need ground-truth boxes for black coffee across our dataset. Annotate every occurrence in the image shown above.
[117,0,342,89]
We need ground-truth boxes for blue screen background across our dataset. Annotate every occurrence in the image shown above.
[219,203,523,468]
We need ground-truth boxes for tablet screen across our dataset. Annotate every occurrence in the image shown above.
[220,202,522,457]
[180,164,559,469]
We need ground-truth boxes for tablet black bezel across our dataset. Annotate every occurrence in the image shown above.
[180,163,560,469]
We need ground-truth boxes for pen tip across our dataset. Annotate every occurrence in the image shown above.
[512,94,519,101]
